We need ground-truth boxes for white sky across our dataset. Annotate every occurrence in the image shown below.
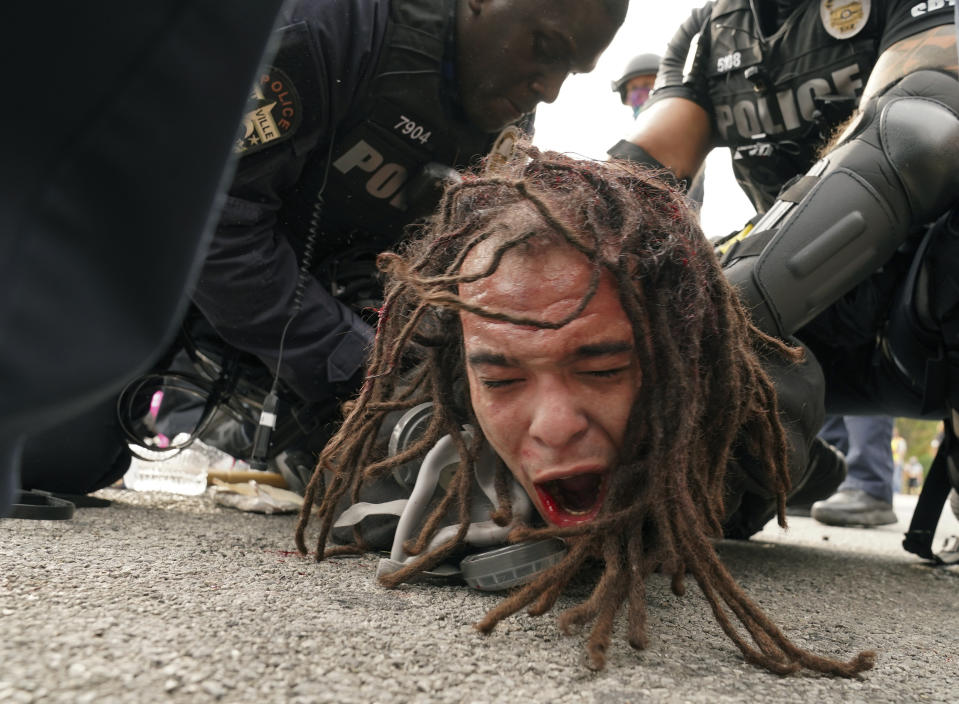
[531,0,756,239]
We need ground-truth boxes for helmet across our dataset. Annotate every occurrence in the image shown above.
[611,52,662,97]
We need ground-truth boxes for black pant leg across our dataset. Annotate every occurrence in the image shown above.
[19,398,131,495]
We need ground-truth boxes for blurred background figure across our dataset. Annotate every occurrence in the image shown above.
[903,456,924,495]
[611,52,660,118]
[891,426,908,493]
[611,52,705,209]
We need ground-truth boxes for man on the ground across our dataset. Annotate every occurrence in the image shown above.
[296,144,875,677]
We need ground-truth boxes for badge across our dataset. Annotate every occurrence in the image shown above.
[234,66,302,155]
[483,125,523,175]
[820,0,871,39]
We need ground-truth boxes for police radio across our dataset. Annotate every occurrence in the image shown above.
[247,131,336,470]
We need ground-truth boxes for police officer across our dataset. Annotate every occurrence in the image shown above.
[196,0,622,408]
[610,0,955,213]
[17,0,627,500]
[611,52,661,117]
[607,0,958,537]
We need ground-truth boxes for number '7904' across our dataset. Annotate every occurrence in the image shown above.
[394,115,432,145]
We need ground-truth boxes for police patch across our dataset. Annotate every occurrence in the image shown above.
[234,66,302,156]
[820,0,871,39]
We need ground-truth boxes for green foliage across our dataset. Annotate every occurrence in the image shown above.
[895,418,945,474]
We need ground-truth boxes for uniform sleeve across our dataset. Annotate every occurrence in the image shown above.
[877,0,956,52]
[642,3,715,111]
[191,0,386,402]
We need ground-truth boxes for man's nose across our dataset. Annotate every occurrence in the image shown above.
[530,70,566,105]
[528,379,588,448]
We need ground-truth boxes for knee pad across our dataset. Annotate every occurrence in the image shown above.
[725,70,959,338]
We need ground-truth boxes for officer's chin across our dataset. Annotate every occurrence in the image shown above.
[464,99,519,135]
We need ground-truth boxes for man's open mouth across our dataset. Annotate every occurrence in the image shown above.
[534,472,607,527]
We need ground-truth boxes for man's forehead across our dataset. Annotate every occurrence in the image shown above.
[558,0,620,67]
[458,259,637,371]
[457,239,632,339]
[459,230,581,294]
[458,205,540,271]
[502,0,615,71]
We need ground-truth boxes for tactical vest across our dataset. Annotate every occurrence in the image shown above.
[278,0,506,256]
[697,0,880,211]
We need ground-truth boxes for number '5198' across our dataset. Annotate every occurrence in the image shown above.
[394,115,432,145]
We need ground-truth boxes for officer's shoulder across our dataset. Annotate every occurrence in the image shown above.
[232,0,385,159]
[231,22,320,159]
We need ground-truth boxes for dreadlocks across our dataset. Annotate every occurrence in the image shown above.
[295,143,875,677]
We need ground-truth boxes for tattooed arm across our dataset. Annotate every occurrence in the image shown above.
[863,24,958,102]
[828,24,957,149]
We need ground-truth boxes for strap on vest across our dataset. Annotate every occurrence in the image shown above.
[777,174,818,204]
[719,227,778,266]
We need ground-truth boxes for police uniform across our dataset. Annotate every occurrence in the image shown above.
[192,0,528,405]
[648,0,954,212]
[654,0,958,418]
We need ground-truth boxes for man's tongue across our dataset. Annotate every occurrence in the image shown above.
[543,474,602,514]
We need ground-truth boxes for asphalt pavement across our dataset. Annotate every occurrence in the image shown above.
[1,489,957,704]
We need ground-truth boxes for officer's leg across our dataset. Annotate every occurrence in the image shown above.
[810,415,898,527]
[838,416,896,504]
[721,72,959,534]
[19,397,131,496]
[794,208,959,421]
[0,0,285,516]
[722,70,959,340]
[819,416,849,455]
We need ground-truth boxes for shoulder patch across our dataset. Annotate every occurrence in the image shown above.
[233,66,302,156]
[820,0,871,39]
